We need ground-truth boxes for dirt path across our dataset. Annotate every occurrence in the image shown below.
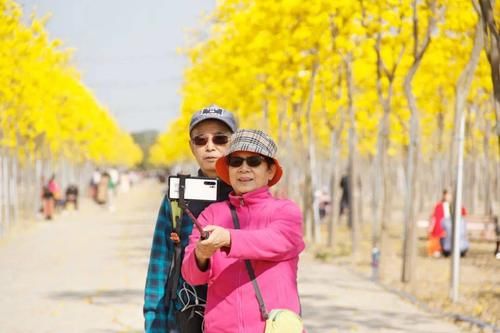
[0,179,156,333]
[299,254,464,333]
[0,179,464,333]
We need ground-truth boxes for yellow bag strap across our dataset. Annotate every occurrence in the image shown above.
[171,200,182,230]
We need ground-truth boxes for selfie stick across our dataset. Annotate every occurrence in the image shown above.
[177,175,210,240]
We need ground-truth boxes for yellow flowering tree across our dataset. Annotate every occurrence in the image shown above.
[152,0,498,253]
[0,0,142,167]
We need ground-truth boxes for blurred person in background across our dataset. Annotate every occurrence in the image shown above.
[41,176,54,220]
[494,216,499,259]
[339,174,350,218]
[107,167,119,211]
[429,189,451,257]
[119,171,131,193]
[441,213,469,257]
[428,189,467,257]
[108,167,119,195]
[96,172,110,205]
[64,184,79,210]
[48,174,65,213]
[90,168,101,201]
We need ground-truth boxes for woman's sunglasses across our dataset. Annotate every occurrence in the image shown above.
[191,134,230,146]
[227,155,267,168]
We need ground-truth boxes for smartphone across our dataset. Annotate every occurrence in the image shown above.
[168,176,218,201]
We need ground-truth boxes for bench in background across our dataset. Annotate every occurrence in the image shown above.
[416,214,499,242]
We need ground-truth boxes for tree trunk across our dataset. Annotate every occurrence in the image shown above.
[401,101,419,284]
[401,0,437,284]
[357,172,363,225]
[450,16,484,302]
[417,156,426,213]
[345,55,359,256]
[303,174,313,241]
[483,106,492,214]
[478,0,500,155]
[471,159,478,212]
[0,153,3,236]
[327,131,339,248]
[35,158,43,216]
[373,110,388,248]
[2,151,10,232]
[11,155,18,227]
[306,61,320,244]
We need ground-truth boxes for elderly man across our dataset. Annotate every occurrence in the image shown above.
[144,105,237,333]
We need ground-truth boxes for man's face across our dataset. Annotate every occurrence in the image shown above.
[189,120,232,177]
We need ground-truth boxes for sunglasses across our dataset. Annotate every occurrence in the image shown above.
[227,155,267,168]
[191,134,230,146]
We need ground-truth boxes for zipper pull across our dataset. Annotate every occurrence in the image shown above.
[239,198,244,206]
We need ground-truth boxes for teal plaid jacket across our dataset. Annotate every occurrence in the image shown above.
[143,176,232,332]
[144,195,193,332]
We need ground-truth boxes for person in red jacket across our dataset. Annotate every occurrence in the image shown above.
[428,189,467,257]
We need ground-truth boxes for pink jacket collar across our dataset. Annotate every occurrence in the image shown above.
[228,186,271,207]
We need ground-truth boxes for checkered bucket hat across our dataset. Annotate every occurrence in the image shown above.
[215,129,283,186]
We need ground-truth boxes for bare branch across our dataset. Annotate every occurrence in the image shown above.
[415,0,438,61]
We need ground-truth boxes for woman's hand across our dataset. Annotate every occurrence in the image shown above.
[203,225,231,249]
[194,226,231,270]
[195,226,231,259]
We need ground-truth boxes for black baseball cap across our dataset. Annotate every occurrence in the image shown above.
[189,105,237,134]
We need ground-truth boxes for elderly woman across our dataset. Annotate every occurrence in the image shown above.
[182,129,305,333]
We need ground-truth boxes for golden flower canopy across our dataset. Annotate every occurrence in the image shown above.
[151,0,498,166]
[0,0,142,166]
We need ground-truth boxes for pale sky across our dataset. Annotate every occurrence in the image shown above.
[19,0,216,133]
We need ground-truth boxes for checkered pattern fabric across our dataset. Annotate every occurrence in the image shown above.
[143,196,196,332]
[227,129,277,158]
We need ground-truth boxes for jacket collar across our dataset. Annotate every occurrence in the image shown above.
[229,186,272,207]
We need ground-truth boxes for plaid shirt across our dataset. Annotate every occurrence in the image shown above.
[144,175,232,332]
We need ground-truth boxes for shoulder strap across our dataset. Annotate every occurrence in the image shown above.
[165,199,183,306]
[170,200,182,234]
[229,204,269,320]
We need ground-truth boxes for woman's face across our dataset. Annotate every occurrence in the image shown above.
[228,151,276,195]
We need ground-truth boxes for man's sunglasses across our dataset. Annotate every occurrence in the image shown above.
[191,134,230,146]
[227,155,267,168]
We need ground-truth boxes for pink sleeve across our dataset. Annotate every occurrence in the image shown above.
[227,202,304,261]
[181,209,212,286]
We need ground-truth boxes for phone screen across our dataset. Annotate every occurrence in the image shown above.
[168,176,218,201]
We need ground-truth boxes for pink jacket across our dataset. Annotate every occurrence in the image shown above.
[182,186,305,333]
